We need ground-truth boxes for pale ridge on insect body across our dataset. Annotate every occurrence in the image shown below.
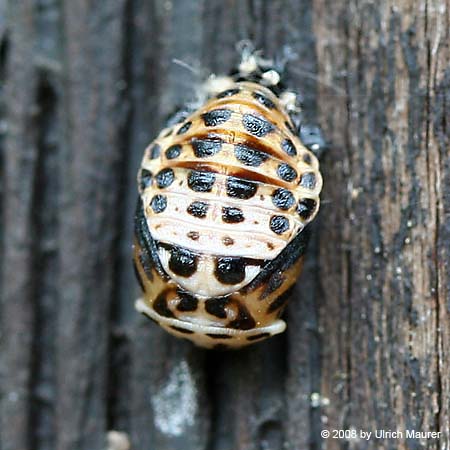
[133,45,326,349]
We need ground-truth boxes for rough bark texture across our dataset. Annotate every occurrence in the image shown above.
[0,1,448,450]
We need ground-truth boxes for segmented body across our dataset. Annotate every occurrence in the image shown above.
[134,78,323,348]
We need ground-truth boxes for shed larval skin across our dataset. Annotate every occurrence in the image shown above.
[133,68,323,349]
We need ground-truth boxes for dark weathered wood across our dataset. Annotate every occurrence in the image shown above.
[0,1,448,450]
[314,1,450,449]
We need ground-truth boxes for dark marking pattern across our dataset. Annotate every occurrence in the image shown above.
[153,292,174,318]
[134,199,168,280]
[240,227,309,294]
[260,271,286,300]
[206,333,232,339]
[150,195,167,213]
[176,290,199,312]
[176,121,192,135]
[168,246,198,277]
[267,287,295,313]
[285,121,297,135]
[188,170,216,192]
[277,163,297,182]
[156,168,175,188]
[140,169,152,190]
[133,261,145,292]
[234,143,269,167]
[222,236,234,246]
[149,144,161,159]
[170,326,194,334]
[187,231,199,240]
[297,198,317,220]
[247,332,271,341]
[303,153,312,165]
[252,92,275,109]
[281,138,297,156]
[215,257,246,285]
[187,201,209,218]
[217,88,240,98]
[138,251,154,282]
[192,138,223,158]
[222,206,244,223]
[202,109,232,126]
[272,188,295,210]
[165,145,181,160]
[242,113,275,137]
[270,215,289,234]
[205,297,229,319]
[226,176,257,199]
[299,172,317,189]
[228,303,256,330]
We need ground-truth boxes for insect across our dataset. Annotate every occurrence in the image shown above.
[133,48,325,348]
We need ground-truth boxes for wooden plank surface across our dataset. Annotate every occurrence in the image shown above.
[0,1,448,450]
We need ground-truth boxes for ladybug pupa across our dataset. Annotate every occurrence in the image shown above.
[133,48,325,349]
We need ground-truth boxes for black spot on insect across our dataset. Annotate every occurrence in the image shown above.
[149,144,161,159]
[277,163,297,182]
[187,201,209,218]
[150,195,167,213]
[217,88,240,98]
[271,188,295,210]
[206,333,232,339]
[202,109,232,127]
[153,292,174,318]
[270,215,289,234]
[247,332,271,341]
[187,231,199,240]
[133,261,145,292]
[297,198,317,220]
[242,113,275,137]
[303,153,312,165]
[228,302,256,330]
[140,169,153,190]
[252,92,275,109]
[267,286,294,313]
[188,170,216,192]
[176,289,199,312]
[163,128,173,137]
[215,257,246,285]
[299,172,317,189]
[165,144,182,160]
[281,138,297,156]
[226,176,257,199]
[205,297,229,319]
[222,206,244,223]
[222,236,234,246]
[170,325,194,334]
[168,246,198,277]
[192,138,223,158]
[234,143,269,167]
[156,168,175,188]
[176,121,192,135]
